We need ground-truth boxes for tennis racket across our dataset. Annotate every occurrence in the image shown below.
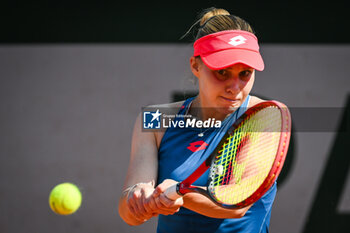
[164,100,291,208]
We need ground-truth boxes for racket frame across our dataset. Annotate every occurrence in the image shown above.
[171,101,291,209]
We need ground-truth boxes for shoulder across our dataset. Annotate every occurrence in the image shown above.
[147,100,186,112]
[248,95,265,108]
[146,100,187,120]
[134,100,186,124]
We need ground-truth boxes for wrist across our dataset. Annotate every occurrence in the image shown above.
[125,181,155,199]
[126,183,145,199]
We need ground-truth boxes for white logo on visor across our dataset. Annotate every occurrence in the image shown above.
[228,35,247,46]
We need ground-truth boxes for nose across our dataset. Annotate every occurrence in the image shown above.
[225,75,242,94]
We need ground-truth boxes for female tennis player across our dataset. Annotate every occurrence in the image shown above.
[119,7,278,233]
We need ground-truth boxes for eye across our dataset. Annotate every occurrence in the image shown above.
[239,70,253,81]
[217,69,227,76]
[215,69,230,80]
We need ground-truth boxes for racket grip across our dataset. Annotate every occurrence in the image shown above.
[164,183,182,200]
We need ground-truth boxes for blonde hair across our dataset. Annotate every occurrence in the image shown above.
[182,7,254,41]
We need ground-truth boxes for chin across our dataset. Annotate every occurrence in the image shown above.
[216,106,238,116]
[219,100,241,110]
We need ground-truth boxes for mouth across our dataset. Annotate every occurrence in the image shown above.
[220,96,241,104]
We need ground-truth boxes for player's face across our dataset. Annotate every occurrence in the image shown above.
[191,57,255,116]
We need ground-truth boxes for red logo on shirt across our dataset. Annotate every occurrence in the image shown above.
[187,140,208,152]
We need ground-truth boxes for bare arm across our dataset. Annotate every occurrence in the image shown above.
[118,113,183,226]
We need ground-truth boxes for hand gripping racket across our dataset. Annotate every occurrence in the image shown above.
[164,101,291,208]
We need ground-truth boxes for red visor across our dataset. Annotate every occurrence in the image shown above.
[193,30,264,71]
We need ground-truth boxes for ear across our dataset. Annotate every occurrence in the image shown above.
[190,56,201,78]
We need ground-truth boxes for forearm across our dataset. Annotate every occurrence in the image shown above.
[182,192,250,219]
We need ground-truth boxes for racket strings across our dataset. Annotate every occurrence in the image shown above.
[209,107,282,205]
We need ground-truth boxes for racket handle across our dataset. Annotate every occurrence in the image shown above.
[164,183,182,200]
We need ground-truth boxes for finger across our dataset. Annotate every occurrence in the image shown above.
[158,194,174,208]
[144,195,157,213]
[159,193,183,208]
[127,195,146,222]
[145,196,159,217]
[132,189,154,220]
[173,196,184,207]
[152,187,161,198]
[154,194,163,209]
[150,195,172,214]
[135,190,152,218]
[142,192,155,215]
[153,196,179,215]
[158,194,182,214]
[141,189,156,220]
[126,199,137,217]
[153,196,171,215]
[154,180,170,194]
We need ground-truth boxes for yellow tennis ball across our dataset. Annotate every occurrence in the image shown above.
[49,182,82,215]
